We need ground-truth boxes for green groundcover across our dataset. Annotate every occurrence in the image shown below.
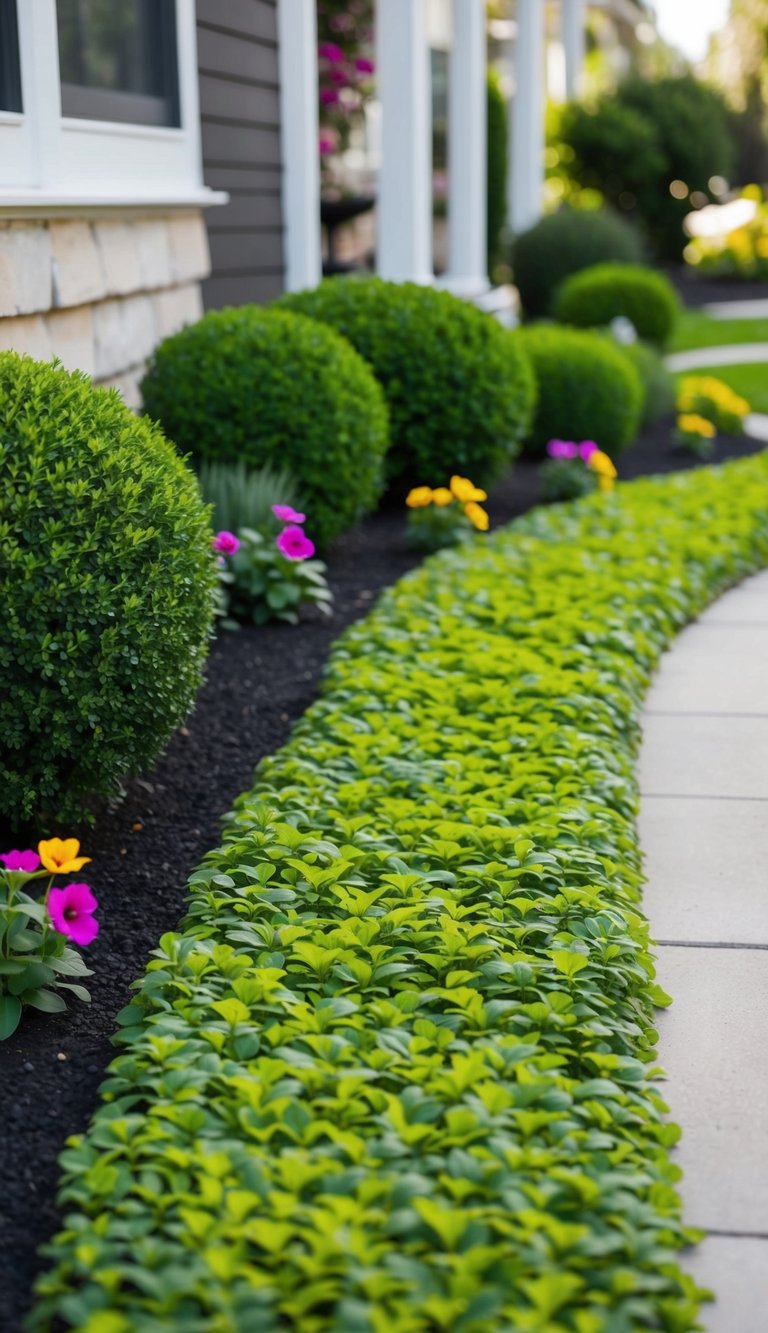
[31,456,768,1333]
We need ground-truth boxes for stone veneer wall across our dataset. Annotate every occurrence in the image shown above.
[0,211,211,408]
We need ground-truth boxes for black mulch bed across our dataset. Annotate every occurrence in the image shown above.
[2,421,765,1330]
[665,263,768,308]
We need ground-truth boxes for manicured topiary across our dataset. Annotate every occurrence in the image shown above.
[553,262,680,345]
[0,354,215,827]
[620,340,676,426]
[141,307,389,547]
[278,277,536,490]
[516,324,644,457]
[512,205,644,319]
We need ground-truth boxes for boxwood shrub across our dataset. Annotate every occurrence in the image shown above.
[516,324,644,457]
[277,277,536,490]
[141,307,389,547]
[31,454,768,1332]
[0,354,215,827]
[553,263,681,346]
[621,340,677,426]
[512,205,644,319]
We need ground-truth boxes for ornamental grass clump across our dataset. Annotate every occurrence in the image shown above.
[32,453,768,1332]
[0,838,97,1040]
[141,306,389,548]
[277,276,536,488]
[405,474,490,550]
[0,354,215,828]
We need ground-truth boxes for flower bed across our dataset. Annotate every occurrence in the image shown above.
[29,453,768,1332]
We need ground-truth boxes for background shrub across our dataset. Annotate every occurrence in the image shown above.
[278,277,536,490]
[516,325,644,458]
[142,307,389,547]
[619,341,676,426]
[559,75,735,260]
[553,262,680,345]
[0,355,215,828]
[487,68,508,280]
[512,205,644,319]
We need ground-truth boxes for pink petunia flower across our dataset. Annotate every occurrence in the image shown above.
[579,440,599,461]
[320,87,340,106]
[212,530,240,555]
[319,41,345,62]
[48,882,99,947]
[272,504,306,525]
[276,526,315,561]
[319,129,338,156]
[355,57,375,74]
[0,849,41,873]
[547,440,579,460]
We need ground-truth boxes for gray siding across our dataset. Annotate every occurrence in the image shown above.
[196,0,284,307]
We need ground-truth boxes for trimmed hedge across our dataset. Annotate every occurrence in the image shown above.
[32,455,768,1331]
[277,277,536,490]
[141,306,390,548]
[516,324,644,457]
[553,263,680,346]
[0,354,215,827]
[512,206,644,319]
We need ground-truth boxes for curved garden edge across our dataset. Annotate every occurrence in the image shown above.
[24,451,768,1332]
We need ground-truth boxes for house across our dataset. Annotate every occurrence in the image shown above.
[0,0,616,407]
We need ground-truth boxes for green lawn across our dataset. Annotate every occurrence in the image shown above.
[674,362,768,413]
[669,309,768,353]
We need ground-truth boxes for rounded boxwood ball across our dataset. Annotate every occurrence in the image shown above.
[141,306,389,547]
[0,354,216,828]
[553,262,680,346]
[515,325,644,458]
[512,206,644,320]
[277,277,536,490]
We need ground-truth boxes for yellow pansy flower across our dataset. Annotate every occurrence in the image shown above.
[450,475,487,503]
[432,487,454,507]
[38,837,91,875]
[465,502,490,531]
[678,414,716,438]
[406,486,433,508]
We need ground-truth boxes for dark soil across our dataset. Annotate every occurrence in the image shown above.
[665,262,768,308]
[1,422,764,1331]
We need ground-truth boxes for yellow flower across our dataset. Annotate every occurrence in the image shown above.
[450,475,487,503]
[432,487,454,507]
[406,486,433,508]
[38,837,91,875]
[465,502,489,531]
[597,474,615,492]
[677,413,716,437]
[587,450,617,480]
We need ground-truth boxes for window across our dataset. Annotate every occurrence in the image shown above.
[56,0,179,128]
[0,0,22,113]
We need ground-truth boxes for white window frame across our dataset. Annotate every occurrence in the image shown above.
[0,0,223,212]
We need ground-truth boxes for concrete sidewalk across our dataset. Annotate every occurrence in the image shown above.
[639,568,768,1332]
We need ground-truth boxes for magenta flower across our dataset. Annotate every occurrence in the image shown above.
[212,530,240,555]
[547,440,579,460]
[319,41,345,62]
[272,504,306,525]
[355,57,375,74]
[319,129,337,156]
[0,849,41,873]
[48,883,99,947]
[276,526,315,561]
[579,440,599,461]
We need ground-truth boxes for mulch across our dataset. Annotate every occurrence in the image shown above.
[1,415,764,1331]
[664,263,768,308]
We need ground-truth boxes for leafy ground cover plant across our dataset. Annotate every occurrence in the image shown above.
[553,263,680,347]
[0,839,97,1040]
[277,277,536,489]
[0,354,215,829]
[214,509,333,627]
[141,307,390,548]
[405,475,490,551]
[31,454,768,1331]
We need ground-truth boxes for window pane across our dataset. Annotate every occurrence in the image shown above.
[56,0,180,127]
[0,0,22,113]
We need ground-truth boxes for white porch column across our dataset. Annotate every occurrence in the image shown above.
[277,0,322,291]
[376,0,433,283]
[562,0,586,101]
[508,0,545,235]
[445,0,487,294]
